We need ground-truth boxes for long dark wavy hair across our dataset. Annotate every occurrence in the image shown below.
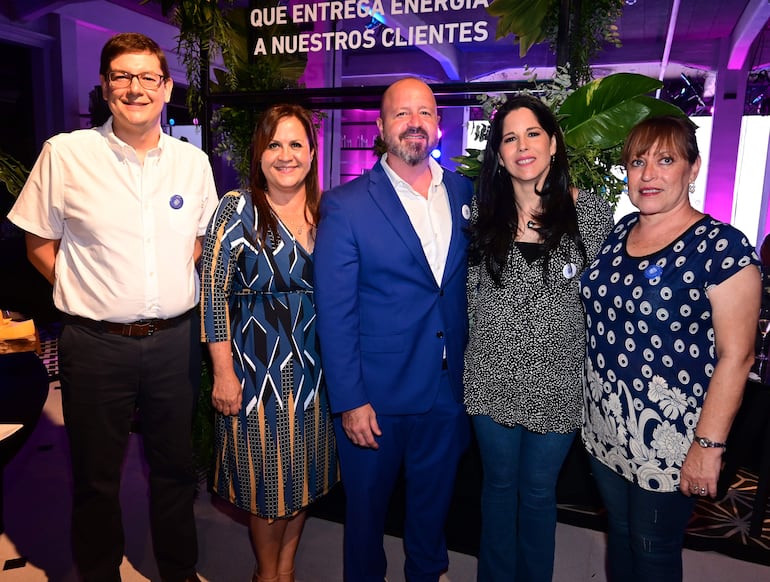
[249,104,320,246]
[468,94,585,286]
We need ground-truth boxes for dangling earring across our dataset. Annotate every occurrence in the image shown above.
[551,154,556,165]
[688,182,696,193]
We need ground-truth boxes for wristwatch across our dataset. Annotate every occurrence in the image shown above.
[694,435,727,450]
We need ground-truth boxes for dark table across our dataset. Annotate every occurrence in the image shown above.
[718,378,770,538]
[0,350,49,533]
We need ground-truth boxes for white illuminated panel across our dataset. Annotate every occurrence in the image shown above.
[462,115,770,247]
[732,116,770,247]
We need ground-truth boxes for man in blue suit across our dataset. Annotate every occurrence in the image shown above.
[315,77,473,582]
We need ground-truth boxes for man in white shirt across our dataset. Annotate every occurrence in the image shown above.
[8,33,217,582]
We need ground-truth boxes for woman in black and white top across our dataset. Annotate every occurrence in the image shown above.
[464,94,613,582]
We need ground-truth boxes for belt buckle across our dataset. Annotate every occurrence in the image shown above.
[133,320,155,337]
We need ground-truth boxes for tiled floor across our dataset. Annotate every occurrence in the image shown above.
[2,384,770,581]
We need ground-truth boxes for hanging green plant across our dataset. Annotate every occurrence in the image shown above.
[145,1,309,185]
[488,0,552,58]
[141,0,240,117]
[544,0,623,83]
[488,0,624,84]
[209,6,308,185]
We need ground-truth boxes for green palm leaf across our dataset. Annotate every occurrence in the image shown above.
[488,0,553,57]
[450,148,484,179]
[0,151,30,198]
[559,73,686,149]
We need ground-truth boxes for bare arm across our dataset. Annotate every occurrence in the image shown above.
[193,235,204,264]
[679,265,761,497]
[207,341,243,416]
[25,233,60,285]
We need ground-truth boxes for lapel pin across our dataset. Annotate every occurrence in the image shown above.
[644,264,663,279]
[563,263,578,279]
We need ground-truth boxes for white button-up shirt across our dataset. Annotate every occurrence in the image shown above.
[381,154,452,286]
[8,119,218,323]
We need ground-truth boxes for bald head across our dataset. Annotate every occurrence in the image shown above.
[379,77,437,118]
[377,77,440,168]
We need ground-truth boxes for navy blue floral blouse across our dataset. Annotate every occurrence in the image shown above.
[580,214,760,492]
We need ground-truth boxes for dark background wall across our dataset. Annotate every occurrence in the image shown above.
[0,40,58,323]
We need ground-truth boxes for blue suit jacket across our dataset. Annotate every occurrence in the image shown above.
[315,160,473,416]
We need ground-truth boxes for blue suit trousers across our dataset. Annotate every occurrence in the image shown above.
[335,371,470,582]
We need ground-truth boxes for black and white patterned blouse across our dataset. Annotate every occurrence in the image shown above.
[464,189,614,433]
[580,214,760,492]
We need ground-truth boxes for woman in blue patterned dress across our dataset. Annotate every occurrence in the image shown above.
[200,104,338,582]
[580,116,761,581]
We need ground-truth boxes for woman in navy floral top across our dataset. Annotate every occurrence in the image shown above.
[580,116,761,582]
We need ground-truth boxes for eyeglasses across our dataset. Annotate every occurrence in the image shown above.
[107,71,167,90]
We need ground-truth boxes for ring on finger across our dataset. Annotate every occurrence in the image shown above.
[700,487,707,495]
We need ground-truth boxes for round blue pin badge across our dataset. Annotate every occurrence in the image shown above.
[563,262,578,279]
[169,194,184,209]
[644,264,663,279]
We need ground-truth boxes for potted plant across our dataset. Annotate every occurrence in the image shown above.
[452,70,686,205]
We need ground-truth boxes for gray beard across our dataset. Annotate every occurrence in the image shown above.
[387,136,436,166]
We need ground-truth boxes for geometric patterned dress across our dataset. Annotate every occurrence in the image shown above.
[200,190,338,519]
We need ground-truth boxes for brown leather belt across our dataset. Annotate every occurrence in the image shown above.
[63,310,193,338]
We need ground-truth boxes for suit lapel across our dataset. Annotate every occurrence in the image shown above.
[441,172,467,286]
[367,162,436,283]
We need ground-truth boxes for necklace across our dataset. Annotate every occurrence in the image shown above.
[277,213,309,236]
[266,193,311,236]
[526,220,537,229]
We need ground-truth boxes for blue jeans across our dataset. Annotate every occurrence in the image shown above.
[472,415,575,582]
[589,457,696,582]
